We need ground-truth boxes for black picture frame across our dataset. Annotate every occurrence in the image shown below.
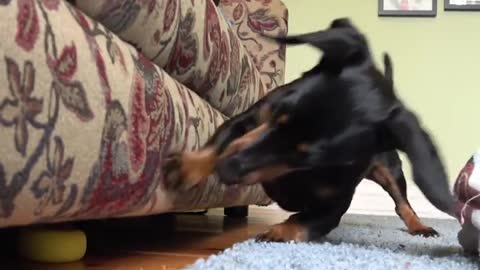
[444,0,480,10]
[378,0,437,16]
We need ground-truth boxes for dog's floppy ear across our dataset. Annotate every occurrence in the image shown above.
[264,18,363,56]
[385,108,455,215]
[329,17,355,29]
[267,29,359,52]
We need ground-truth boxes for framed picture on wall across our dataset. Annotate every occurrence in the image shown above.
[378,0,437,16]
[445,0,480,10]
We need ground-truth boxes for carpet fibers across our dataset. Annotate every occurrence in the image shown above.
[187,214,479,270]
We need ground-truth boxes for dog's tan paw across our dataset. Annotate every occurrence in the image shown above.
[256,222,308,243]
[163,153,187,191]
[162,149,217,191]
[409,226,439,238]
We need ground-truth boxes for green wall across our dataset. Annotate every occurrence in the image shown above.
[282,0,480,182]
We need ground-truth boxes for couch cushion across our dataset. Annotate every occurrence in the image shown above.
[219,0,288,90]
[73,0,272,117]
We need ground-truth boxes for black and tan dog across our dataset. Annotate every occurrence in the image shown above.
[163,18,455,242]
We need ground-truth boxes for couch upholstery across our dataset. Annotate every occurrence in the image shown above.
[74,0,287,117]
[0,0,287,228]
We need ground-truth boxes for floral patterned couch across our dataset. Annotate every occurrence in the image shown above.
[0,0,288,228]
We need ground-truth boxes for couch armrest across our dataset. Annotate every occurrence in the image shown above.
[219,0,288,91]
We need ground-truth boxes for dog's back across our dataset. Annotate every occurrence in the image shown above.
[264,18,454,215]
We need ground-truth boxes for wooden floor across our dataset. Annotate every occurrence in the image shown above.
[0,207,291,270]
[0,181,451,270]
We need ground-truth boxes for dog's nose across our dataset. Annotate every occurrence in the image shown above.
[215,156,244,185]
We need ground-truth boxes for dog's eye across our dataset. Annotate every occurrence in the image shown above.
[276,114,289,125]
[258,104,272,123]
[297,143,310,153]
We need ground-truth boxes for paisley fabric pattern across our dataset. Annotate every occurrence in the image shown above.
[73,0,287,117]
[0,0,286,228]
[219,0,288,90]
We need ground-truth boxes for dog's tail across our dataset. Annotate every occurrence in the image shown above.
[386,109,456,216]
[381,53,397,99]
[383,53,393,83]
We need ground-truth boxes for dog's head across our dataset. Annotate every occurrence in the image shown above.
[216,69,385,185]
[216,18,455,215]
[216,18,386,181]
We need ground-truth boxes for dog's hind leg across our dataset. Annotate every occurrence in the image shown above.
[367,154,439,237]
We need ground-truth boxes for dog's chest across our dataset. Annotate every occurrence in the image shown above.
[262,161,371,212]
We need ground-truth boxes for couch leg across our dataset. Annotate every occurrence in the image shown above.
[224,206,249,218]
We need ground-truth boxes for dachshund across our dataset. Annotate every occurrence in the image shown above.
[162,18,455,242]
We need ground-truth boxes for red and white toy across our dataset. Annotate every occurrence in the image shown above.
[454,150,480,255]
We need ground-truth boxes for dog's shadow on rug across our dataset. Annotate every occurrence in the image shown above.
[188,214,478,270]
[318,214,464,258]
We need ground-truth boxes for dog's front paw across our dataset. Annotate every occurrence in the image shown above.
[163,153,186,191]
[162,149,217,191]
[256,223,308,243]
[409,226,439,238]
